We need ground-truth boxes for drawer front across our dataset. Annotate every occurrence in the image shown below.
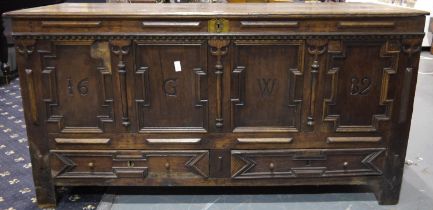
[231,148,385,179]
[50,150,209,179]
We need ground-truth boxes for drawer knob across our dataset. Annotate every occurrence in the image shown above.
[343,161,349,168]
[165,162,170,170]
[88,162,95,168]
[127,161,135,168]
[269,162,275,171]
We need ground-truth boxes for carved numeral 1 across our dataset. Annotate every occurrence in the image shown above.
[67,77,73,95]
[67,78,89,96]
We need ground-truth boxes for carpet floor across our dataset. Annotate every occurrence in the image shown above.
[0,78,103,210]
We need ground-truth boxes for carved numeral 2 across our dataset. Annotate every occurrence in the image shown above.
[67,78,89,96]
[350,76,371,96]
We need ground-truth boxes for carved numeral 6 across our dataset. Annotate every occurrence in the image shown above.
[350,76,371,96]
[67,78,89,96]
[77,79,89,96]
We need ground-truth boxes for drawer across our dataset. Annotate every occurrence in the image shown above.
[231,148,385,179]
[50,150,209,179]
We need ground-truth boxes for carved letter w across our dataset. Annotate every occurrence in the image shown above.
[257,78,276,96]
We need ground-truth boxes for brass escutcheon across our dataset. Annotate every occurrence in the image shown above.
[208,19,229,33]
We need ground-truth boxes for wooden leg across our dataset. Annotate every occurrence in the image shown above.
[27,140,57,208]
[35,186,57,209]
[0,17,8,78]
[371,178,401,205]
[370,153,405,206]
[1,63,11,84]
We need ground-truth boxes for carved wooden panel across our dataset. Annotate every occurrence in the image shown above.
[16,40,39,125]
[50,150,209,179]
[39,41,114,134]
[110,40,132,128]
[134,40,208,133]
[209,39,230,129]
[231,40,304,133]
[231,148,385,179]
[305,39,328,129]
[399,39,422,123]
[322,40,399,132]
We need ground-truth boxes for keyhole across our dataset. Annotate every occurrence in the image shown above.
[305,160,311,166]
[215,21,222,32]
[165,162,170,170]
[127,161,135,168]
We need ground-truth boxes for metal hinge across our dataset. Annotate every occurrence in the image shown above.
[208,19,229,33]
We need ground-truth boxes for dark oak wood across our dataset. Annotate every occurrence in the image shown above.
[5,3,428,208]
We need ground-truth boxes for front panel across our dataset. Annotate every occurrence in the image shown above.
[230,40,305,133]
[322,40,399,134]
[39,41,115,134]
[133,40,208,133]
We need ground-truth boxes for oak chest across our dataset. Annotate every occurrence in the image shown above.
[5,3,428,207]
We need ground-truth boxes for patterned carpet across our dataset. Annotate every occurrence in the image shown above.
[0,78,103,210]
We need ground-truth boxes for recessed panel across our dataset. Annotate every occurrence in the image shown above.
[323,41,398,132]
[231,40,304,133]
[41,42,114,133]
[134,41,208,133]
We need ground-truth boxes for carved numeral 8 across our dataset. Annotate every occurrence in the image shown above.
[67,78,89,96]
[350,76,371,96]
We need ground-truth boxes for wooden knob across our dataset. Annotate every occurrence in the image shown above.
[88,162,94,168]
[269,162,275,170]
[343,161,349,168]
[165,162,170,170]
